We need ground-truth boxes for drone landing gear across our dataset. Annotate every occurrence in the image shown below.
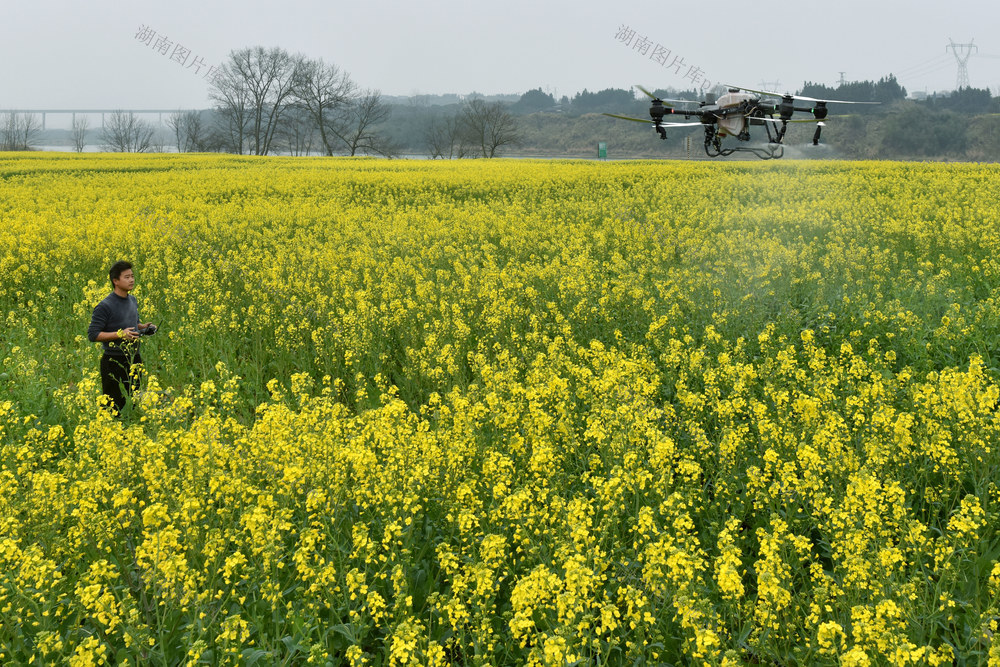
[773,119,788,144]
[703,126,783,159]
[704,126,722,154]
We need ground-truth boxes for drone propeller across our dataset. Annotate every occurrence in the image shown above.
[634,85,702,106]
[635,84,656,99]
[659,121,704,127]
[725,84,880,105]
[757,117,828,124]
[797,96,877,105]
[758,115,851,123]
[602,113,702,128]
[635,85,670,104]
[603,113,655,123]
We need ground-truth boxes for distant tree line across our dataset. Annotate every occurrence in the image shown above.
[483,77,999,160]
[504,77,999,118]
[801,75,908,109]
[4,69,999,159]
[914,87,997,114]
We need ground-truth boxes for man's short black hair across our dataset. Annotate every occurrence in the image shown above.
[110,260,133,285]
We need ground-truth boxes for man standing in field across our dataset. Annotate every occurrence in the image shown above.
[87,260,156,414]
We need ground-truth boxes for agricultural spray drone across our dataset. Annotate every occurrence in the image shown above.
[605,84,877,159]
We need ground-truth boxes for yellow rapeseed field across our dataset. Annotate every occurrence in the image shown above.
[1,152,1000,665]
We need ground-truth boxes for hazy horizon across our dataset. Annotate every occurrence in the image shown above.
[2,0,998,110]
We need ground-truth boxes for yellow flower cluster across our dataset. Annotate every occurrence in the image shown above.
[1,153,1000,664]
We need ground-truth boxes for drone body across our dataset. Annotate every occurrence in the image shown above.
[606,85,876,159]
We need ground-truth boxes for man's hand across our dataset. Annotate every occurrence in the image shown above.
[95,328,140,343]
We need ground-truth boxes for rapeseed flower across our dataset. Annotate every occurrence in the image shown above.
[2,154,1000,664]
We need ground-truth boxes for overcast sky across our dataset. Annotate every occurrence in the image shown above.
[2,0,998,113]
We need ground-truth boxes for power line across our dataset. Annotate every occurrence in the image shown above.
[893,54,952,77]
[887,54,955,91]
[902,60,957,81]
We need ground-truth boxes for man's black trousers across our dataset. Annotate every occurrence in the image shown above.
[100,352,142,414]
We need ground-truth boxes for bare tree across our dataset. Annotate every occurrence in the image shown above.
[293,58,355,155]
[212,70,252,153]
[183,111,209,152]
[71,115,89,153]
[166,111,186,152]
[210,46,302,155]
[183,110,227,153]
[460,99,521,158]
[425,112,470,159]
[1,111,42,151]
[164,110,208,152]
[333,90,395,156]
[277,106,316,156]
[150,126,167,153]
[0,113,15,151]
[21,113,42,150]
[101,110,155,152]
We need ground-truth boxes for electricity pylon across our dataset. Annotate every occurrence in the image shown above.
[947,38,977,89]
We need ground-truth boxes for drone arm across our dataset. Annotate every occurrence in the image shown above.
[793,103,828,120]
[649,102,707,138]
